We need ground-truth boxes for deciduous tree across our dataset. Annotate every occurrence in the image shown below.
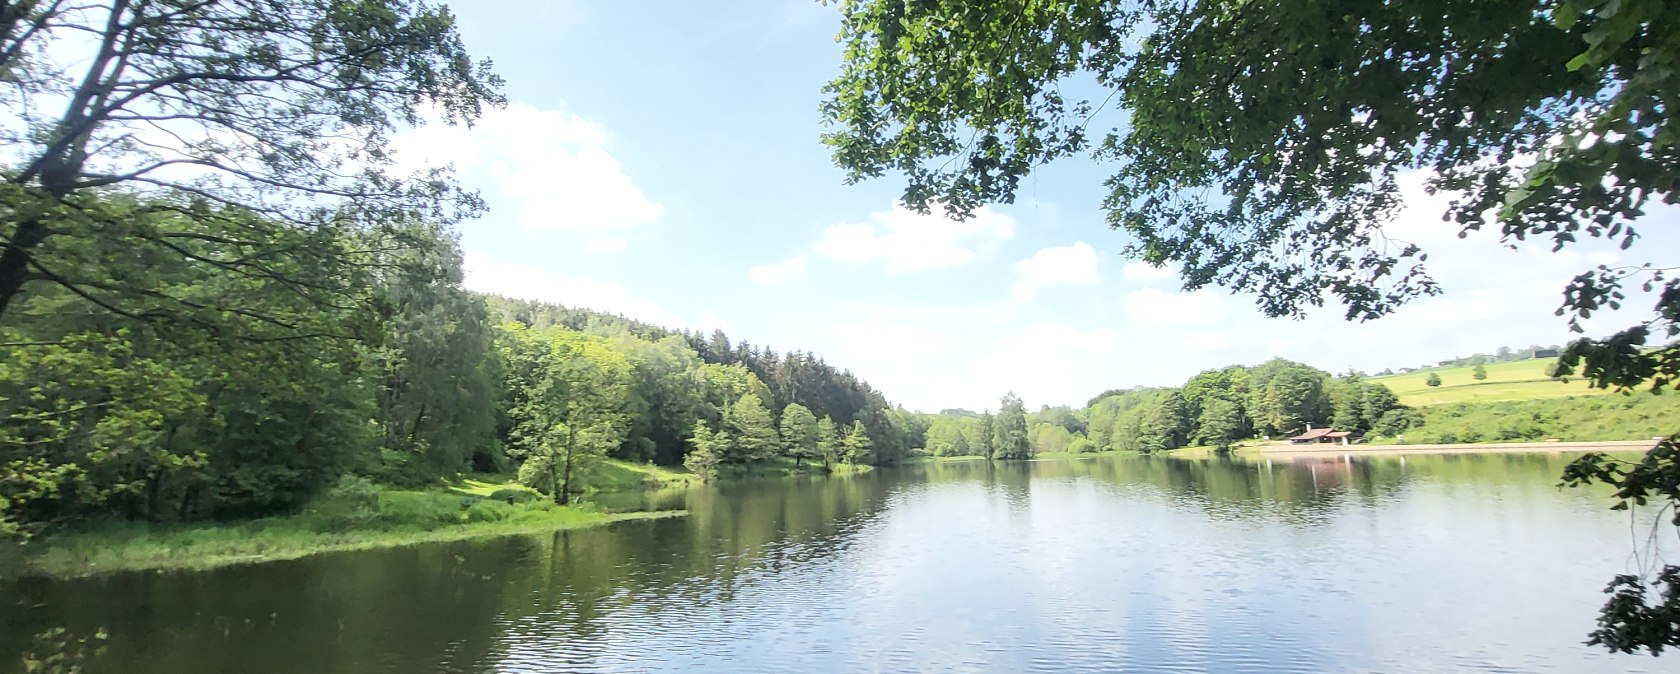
[993,393,1031,460]
[0,0,503,324]
[780,403,820,467]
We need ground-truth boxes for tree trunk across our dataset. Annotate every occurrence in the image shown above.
[145,469,165,522]
[0,216,49,322]
[558,426,575,506]
[545,454,560,504]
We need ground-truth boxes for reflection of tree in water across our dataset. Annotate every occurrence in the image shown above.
[476,469,910,670]
[940,452,1594,530]
[983,461,1035,511]
[0,538,532,674]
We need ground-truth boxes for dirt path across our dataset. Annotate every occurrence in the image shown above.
[1259,439,1659,458]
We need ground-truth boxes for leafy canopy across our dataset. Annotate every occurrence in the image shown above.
[823,0,1678,390]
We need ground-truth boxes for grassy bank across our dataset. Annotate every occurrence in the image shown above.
[5,482,683,581]
[1369,357,1610,406]
[715,456,872,479]
[1374,394,1676,445]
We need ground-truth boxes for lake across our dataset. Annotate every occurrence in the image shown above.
[2,453,1673,673]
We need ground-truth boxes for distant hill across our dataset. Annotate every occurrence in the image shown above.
[1369,357,1613,407]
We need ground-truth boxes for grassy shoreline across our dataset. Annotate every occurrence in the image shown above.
[1,457,830,582]
[4,500,684,581]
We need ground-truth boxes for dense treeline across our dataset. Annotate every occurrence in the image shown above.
[0,196,921,537]
[923,360,1410,458]
[485,297,926,473]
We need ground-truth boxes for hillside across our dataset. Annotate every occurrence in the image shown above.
[1369,357,1613,407]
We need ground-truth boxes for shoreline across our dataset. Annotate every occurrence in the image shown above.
[4,509,686,582]
[1260,439,1658,458]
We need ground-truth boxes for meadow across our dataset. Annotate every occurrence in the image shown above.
[1369,358,1614,406]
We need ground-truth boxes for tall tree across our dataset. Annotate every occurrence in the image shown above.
[726,392,780,463]
[993,393,1031,460]
[816,416,841,468]
[499,326,632,505]
[977,412,997,460]
[683,421,724,482]
[842,420,873,465]
[780,403,820,468]
[1141,390,1189,452]
[1197,398,1243,453]
[367,234,500,482]
[0,0,502,323]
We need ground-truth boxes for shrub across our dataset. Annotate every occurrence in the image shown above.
[461,499,514,523]
[488,488,540,504]
[375,491,466,527]
[305,475,382,526]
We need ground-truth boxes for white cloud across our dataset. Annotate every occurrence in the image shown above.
[969,323,1122,409]
[585,238,628,254]
[1011,242,1101,301]
[1122,261,1176,282]
[747,254,807,283]
[462,252,683,327]
[391,103,662,231]
[814,203,1014,273]
[1121,288,1230,327]
[697,311,736,336]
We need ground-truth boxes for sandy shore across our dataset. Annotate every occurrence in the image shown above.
[1259,439,1659,458]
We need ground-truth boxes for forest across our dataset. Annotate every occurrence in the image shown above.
[925,361,1411,459]
[0,189,932,538]
[0,180,1424,541]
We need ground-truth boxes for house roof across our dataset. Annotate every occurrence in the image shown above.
[1290,428,1335,440]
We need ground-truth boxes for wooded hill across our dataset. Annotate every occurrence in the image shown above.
[0,200,920,537]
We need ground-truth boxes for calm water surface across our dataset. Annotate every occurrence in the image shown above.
[3,454,1674,673]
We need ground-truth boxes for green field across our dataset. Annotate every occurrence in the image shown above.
[1370,358,1611,406]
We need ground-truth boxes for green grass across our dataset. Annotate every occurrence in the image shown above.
[587,459,696,491]
[714,456,866,479]
[7,487,682,580]
[1369,358,1610,406]
[1031,450,1128,461]
[904,454,987,463]
[1373,394,1677,444]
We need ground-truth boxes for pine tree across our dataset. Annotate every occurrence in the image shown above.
[977,412,997,460]
[684,421,723,481]
[842,421,873,465]
[816,416,841,467]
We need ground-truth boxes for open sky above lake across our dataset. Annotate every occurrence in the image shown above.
[417,0,1680,412]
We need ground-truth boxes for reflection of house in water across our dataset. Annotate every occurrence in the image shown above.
[1289,425,1355,446]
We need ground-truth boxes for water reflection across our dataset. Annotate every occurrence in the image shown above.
[1,453,1670,673]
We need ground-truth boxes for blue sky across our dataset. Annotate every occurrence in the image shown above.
[404,0,1680,412]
